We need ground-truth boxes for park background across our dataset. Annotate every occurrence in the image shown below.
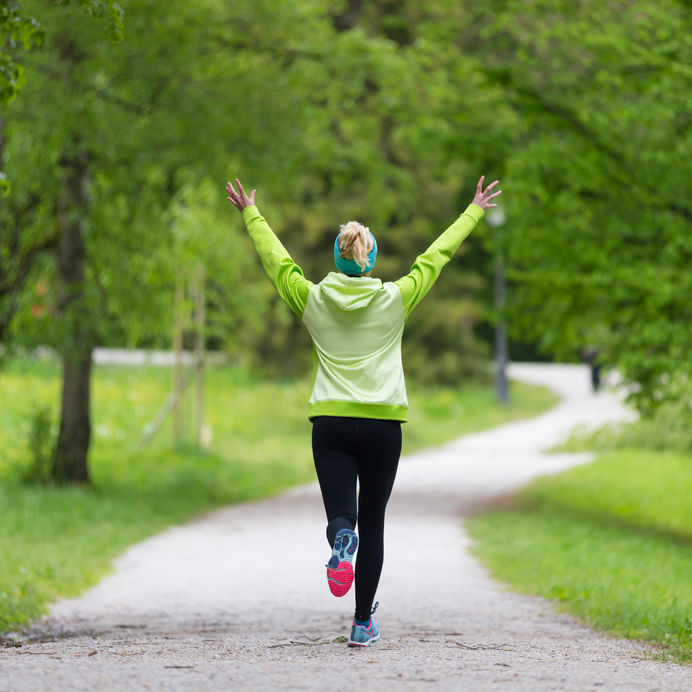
[0,0,690,662]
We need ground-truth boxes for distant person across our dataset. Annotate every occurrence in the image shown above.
[581,347,602,392]
[226,175,501,647]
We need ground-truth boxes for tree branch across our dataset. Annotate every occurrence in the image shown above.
[514,84,692,222]
[0,226,59,297]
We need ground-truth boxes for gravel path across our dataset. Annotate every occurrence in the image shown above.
[2,364,690,690]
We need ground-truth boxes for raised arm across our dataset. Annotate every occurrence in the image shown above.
[395,176,501,317]
[226,178,313,318]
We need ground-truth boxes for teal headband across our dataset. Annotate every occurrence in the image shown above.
[334,231,378,274]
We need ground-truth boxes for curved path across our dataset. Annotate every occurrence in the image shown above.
[2,364,690,690]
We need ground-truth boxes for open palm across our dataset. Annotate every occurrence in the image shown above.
[226,178,256,211]
[472,176,502,211]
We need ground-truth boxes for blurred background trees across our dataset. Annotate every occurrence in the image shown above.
[468,0,691,414]
[1,0,690,481]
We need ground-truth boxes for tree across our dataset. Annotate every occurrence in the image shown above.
[0,0,124,342]
[464,0,692,412]
[2,0,320,480]
[0,0,123,105]
[4,0,388,481]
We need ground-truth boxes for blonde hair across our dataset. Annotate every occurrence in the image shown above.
[338,221,374,272]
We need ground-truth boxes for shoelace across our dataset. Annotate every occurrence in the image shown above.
[354,602,380,629]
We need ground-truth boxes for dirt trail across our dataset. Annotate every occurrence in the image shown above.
[2,364,689,690]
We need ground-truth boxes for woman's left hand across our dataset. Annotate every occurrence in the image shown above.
[226,178,256,211]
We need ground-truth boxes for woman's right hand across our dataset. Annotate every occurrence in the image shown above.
[226,178,256,212]
[472,176,502,211]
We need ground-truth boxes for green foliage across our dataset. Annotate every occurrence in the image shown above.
[560,393,692,454]
[0,2,43,102]
[0,355,556,632]
[404,295,491,384]
[2,0,689,434]
[0,0,122,104]
[3,0,496,384]
[20,404,57,485]
[67,1,124,42]
[467,449,692,662]
[468,0,692,412]
[2,0,276,351]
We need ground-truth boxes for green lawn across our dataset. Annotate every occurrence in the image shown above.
[0,356,557,633]
[467,449,692,663]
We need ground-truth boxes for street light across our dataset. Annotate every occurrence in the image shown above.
[486,207,508,405]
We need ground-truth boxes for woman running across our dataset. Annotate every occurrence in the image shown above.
[226,176,501,647]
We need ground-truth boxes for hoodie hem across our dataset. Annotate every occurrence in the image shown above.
[308,400,408,423]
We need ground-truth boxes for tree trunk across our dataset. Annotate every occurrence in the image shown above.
[54,349,92,483]
[331,0,362,31]
[53,147,93,484]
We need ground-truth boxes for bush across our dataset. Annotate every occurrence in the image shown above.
[561,392,692,454]
[20,405,57,485]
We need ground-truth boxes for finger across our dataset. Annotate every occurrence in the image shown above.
[226,181,237,194]
[250,189,256,203]
[483,180,500,194]
[487,203,498,208]
[236,180,251,204]
[486,190,502,200]
[235,178,247,198]
[476,176,485,194]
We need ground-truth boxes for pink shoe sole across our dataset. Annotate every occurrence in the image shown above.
[327,561,354,597]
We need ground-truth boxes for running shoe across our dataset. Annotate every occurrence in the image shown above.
[326,528,358,597]
[347,603,380,648]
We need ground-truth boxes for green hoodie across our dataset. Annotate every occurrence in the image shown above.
[241,203,485,422]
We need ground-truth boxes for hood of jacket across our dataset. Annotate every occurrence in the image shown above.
[317,271,383,311]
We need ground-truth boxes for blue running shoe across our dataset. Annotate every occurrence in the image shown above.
[347,602,380,648]
[326,528,358,597]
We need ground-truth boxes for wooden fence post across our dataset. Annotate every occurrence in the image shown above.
[173,276,185,445]
[194,263,206,447]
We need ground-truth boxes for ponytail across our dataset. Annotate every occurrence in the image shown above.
[337,221,374,272]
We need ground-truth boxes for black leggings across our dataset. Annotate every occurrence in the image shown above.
[311,416,402,621]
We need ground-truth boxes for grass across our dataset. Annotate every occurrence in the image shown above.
[467,448,692,663]
[0,355,558,633]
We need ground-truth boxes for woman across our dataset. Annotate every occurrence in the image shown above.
[226,176,501,647]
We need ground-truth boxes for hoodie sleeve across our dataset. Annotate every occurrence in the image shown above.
[241,205,314,318]
[395,203,484,318]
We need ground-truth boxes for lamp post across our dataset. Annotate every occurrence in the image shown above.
[486,207,508,405]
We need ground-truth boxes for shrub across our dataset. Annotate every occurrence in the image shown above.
[20,405,57,484]
[562,391,692,453]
